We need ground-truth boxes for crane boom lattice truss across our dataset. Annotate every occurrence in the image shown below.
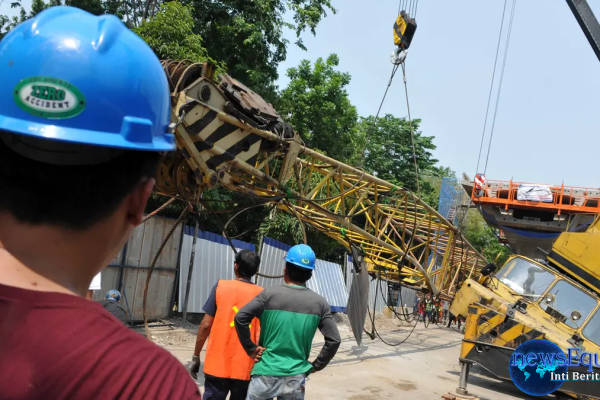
[157,59,488,298]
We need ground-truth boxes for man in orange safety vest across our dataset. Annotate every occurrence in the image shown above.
[189,249,263,400]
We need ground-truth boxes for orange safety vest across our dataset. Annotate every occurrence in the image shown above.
[203,279,263,381]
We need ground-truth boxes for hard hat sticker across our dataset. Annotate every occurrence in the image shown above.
[13,77,85,119]
[301,258,310,264]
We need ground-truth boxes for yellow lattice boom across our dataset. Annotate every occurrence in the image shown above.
[155,59,488,298]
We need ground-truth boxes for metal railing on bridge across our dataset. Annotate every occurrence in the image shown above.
[472,179,600,215]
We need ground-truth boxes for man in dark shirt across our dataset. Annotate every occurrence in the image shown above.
[235,244,341,400]
[189,250,263,400]
[0,6,200,399]
[100,289,128,325]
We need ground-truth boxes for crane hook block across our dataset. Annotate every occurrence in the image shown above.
[393,11,417,49]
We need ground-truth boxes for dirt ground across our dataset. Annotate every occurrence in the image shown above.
[147,316,552,400]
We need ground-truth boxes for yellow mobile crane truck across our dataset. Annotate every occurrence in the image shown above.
[450,216,600,399]
[448,1,600,398]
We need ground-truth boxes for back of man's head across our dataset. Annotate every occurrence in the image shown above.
[0,138,161,230]
[235,250,260,279]
[284,262,313,284]
[0,6,174,233]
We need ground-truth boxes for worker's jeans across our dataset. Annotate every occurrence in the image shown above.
[246,374,306,400]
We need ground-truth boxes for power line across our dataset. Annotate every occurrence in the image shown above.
[475,0,509,175]
[484,0,518,174]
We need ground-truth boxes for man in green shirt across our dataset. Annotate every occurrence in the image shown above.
[234,244,341,399]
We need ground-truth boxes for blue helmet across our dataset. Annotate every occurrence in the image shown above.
[284,244,316,270]
[105,289,121,302]
[0,6,174,157]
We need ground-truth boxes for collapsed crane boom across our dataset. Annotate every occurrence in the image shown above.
[566,0,600,62]
[157,59,488,298]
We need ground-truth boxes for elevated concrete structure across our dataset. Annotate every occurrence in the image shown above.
[461,179,597,258]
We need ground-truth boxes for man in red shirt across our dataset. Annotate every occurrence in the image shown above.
[0,6,200,400]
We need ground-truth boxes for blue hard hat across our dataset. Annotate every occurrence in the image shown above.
[105,289,121,302]
[284,244,316,270]
[0,6,174,154]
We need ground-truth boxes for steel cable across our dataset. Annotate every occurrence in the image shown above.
[142,197,177,223]
[484,0,517,174]
[400,63,420,196]
[364,274,420,347]
[474,0,509,175]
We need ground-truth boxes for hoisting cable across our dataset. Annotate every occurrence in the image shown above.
[483,0,517,175]
[141,196,177,223]
[401,62,420,195]
[364,272,420,347]
[459,0,515,269]
[474,0,509,175]
[365,6,427,336]
[374,64,400,121]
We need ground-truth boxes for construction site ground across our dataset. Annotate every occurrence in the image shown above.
[144,316,552,400]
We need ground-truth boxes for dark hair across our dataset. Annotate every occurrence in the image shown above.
[0,134,162,230]
[285,262,313,283]
[235,249,260,278]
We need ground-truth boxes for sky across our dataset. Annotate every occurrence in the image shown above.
[2,0,599,187]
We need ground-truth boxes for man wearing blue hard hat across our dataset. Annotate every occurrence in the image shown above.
[99,289,128,325]
[0,6,200,399]
[235,244,341,399]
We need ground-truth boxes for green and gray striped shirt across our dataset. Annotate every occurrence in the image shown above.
[234,284,341,377]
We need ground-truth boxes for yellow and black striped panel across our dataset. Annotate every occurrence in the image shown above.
[474,308,545,348]
[184,106,262,170]
[393,15,408,46]
[393,12,417,49]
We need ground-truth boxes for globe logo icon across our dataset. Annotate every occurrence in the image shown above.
[509,339,568,396]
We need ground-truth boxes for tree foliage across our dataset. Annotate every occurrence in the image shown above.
[257,211,345,263]
[133,2,220,68]
[278,54,365,164]
[360,114,439,191]
[460,209,511,265]
[183,0,335,99]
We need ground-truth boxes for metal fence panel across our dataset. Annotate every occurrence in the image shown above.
[397,285,418,310]
[93,216,183,321]
[345,256,420,312]
[307,259,348,313]
[256,237,289,289]
[179,227,256,314]
[346,256,387,314]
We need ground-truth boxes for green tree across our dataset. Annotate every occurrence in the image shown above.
[134,2,221,67]
[360,114,438,192]
[460,209,511,265]
[1,0,139,36]
[258,211,345,263]
[1,0,31,38]
[278,54,365,164]
[183,0,335,99]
